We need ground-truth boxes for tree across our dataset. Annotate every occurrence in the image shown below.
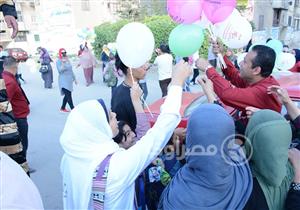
[140,0,167,17]
[116,0,167,20]
[237,0,249,11]
[116,0,142,20]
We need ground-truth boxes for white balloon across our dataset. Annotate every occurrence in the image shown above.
[214,9,252,49]
[237,53,247,68]
[275,52,296,71]
[116,22,155,68]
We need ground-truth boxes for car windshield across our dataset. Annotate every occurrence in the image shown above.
[10,48,22,52]
[184,95,208,117]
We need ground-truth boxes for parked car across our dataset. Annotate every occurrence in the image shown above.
[145,72,300,128]
[5,48,28,62]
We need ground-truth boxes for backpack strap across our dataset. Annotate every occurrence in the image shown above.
[92,154,113,210]
[97,99,109,122]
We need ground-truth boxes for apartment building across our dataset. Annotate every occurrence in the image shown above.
[0,0,39,52]
[250,0,300,47]
[1,0,121,54]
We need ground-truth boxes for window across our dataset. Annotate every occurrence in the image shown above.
[295,0,300,7]
[288,16,292,26]
[273,9,281,27]
[34,34,40,42]
[17,11,23,22]
[0,19,5,32]
[31,15,37,23]
[107,2,119,13]
[294,18,300,31]
[81,0,90,11]
[15,31,27,42]
[184,96,208,117]
[258,15,264,30]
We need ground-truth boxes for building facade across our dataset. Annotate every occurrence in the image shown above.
[31,0,122,54]
[1,0,121,55]
[249,0,300,47]
[0,0,39,52]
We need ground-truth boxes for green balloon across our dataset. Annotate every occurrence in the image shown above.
[169,24,204,57]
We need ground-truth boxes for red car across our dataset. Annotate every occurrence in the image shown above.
[145,72,300,128]
[5,48,28,62]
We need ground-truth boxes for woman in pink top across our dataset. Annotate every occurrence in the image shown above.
[77,45,97,86]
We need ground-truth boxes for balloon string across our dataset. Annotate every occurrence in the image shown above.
[129,68,154,118]
[207,24,227,69]
[129,68,135,84]
[143,99,154,118]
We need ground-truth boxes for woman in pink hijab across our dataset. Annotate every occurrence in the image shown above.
[77,45,97,86]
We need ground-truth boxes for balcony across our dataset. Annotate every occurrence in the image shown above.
[0,31,12,43]
[18,0,36,8]
[272,0,290,10]
[17,0,35,3]
[17,22,30,32]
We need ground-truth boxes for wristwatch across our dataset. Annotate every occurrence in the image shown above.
[290,182,300,191]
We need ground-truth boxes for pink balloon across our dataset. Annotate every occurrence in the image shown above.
[202,0,236,24]
[167,0,202,24]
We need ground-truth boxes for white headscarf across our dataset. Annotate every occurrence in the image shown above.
[60,100,121,209]
[0,152,44,210]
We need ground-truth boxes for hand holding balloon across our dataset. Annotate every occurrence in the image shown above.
[116,22,155,69]
[171,60,193,87]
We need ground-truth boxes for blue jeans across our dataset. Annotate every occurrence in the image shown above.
[183,79,190,92]
[139,82,148,101]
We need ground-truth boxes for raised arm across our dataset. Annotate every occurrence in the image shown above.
[130,83,150,140]
[110,61,192,187]
[210,41,248,88]
[268,85,300,120]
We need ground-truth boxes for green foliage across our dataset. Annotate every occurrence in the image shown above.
[92,19,129,57]
[199,30,210,59]
[237,0,248,11]
[144,16,177,48]
[143,16,177,61]
[116,0,167,21]
[249,21,256,31]
[93,15,210,59]
[117,0,142,20]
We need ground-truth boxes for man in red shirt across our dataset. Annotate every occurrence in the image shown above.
[196,44,281,133]
[2,56,30,158]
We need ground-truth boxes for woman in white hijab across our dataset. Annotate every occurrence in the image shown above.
[60,61,192,210]
[0,151,44,209]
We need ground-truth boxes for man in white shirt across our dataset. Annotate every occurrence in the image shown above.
[190,52,200,85]
[154,44,174,97]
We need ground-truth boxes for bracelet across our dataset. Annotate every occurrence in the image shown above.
[290,182,300,191]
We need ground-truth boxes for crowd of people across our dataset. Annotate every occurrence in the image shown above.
[1,1,300,210]
[59,39,300,210]
[59,38,300,210]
